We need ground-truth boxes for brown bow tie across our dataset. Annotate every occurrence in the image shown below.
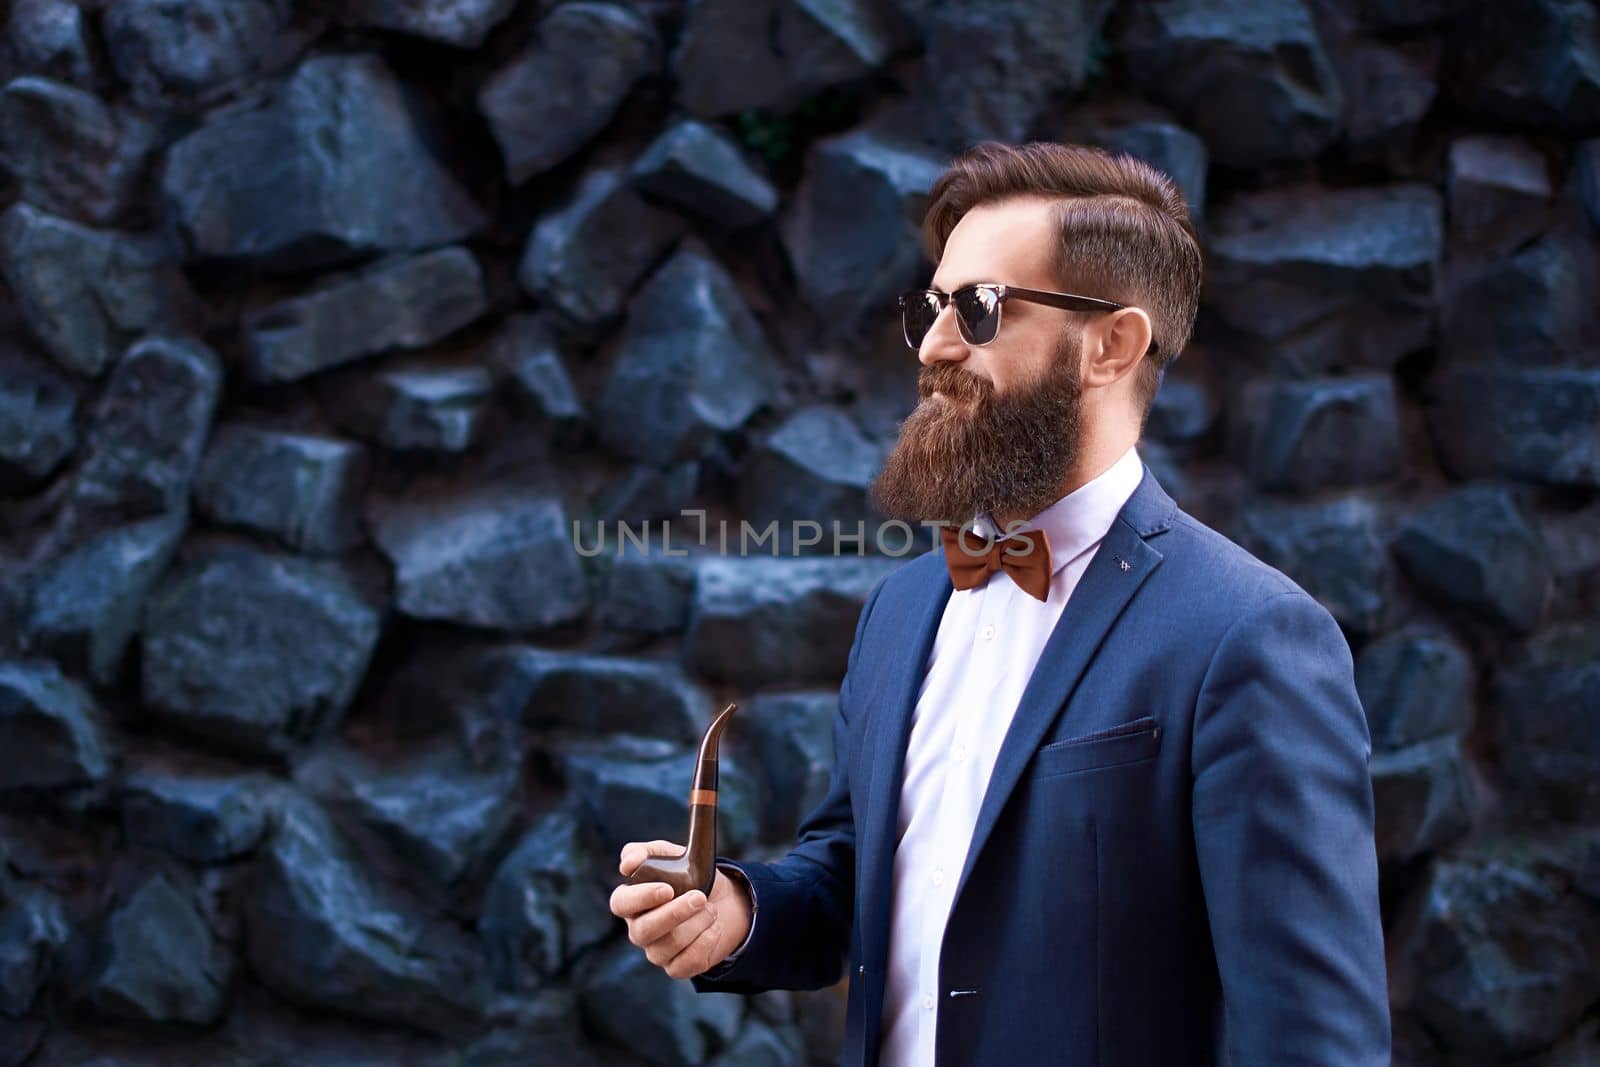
[940,525,1054,602]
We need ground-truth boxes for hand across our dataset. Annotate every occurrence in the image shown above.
[610,839,754,979]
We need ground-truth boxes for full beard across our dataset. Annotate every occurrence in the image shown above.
[869,335,1084,528]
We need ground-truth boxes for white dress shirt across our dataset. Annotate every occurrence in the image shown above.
[708,443,1146,1066]
[878,442,1145,1067]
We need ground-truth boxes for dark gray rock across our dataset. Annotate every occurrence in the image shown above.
[1446,135,1553,258]
[0,1018,45,1067]
[1428,365,1600,489]
[370,488,589,631]
[295,744,518,886]
[1232,495,1390,636]
[377,642,525,769]
[576,936,743,1067]
[1440,235,1599,365]
[162,53,484,269]
[599,553,694,636]
[102,0,311,112]
[479,806,612,992]
[593,460,699,526]
[320,360,494,453]
[737,405,886,554]
[1391,486,1551,633]
[0,880,68,1015]
[1536,500,1600,621]
[0,204,201,378]
[1144,363,1217,457]
[1492,623,1600,822]
[244,794,489,1035]
[0,659,109,789]
[23,991,458,1066]
[336,0,516,47]
[1354,0,1472,31]
[1207,184,1443,375]
[121,771,272,863]
[21,511,186,684]
[1235,375,1401,493]
[1113,0,1343,168]
[1336,39,1438,167]
[1139,439,1190,509]
[463,988,623,1066]
[92,872,229,1024]
[1371,733,1474,862]
[0,346,77,493]
[630,119,779,229]
[478,3,658,183]
[1355,628,1474,752]
[905,0,1115,148]
[140,547,381,757]
[517,166,686,331]
[781,129,944,341]
[706,1018,807,1067]
[1392,828,1600,1058]
[1445,0,1600,132]
[243,246,488,383]
[1578,140,1600,230]
[486,315,584,423]
[598,244,782,462]
[479,645,711,743]
[685,556,902,685]
[3,0,94,87]
[0,76,160,226]
[194,425,370,554]
[742,690,836,842]
[554,732,759,859]
[673,0,897,119]
[72,334,221,519]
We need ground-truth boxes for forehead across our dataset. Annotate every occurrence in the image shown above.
[931,196,1060,290]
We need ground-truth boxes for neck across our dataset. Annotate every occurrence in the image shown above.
[990,425,1139,533]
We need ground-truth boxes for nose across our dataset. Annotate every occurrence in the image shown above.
[917,302,968,367]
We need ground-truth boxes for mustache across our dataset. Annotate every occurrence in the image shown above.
[919,366,990,402]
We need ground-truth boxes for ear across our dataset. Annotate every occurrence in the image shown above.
[1095,306,1153,380]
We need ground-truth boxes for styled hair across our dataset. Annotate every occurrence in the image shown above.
[921,141,1203,423]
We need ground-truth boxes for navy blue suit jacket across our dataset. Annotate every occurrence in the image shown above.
[693,462,1391,1066]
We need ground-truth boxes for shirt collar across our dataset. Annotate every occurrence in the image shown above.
[972,443,1145,576]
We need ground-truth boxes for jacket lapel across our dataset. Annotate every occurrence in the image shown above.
[858,463,1179,974]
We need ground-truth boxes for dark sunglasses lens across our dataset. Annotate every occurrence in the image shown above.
[901,292,939,348]
[954,287,1000,344]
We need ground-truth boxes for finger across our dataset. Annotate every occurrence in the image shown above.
[636,889,707,948]
[646,897,715,971]
[664,914,723,979]
[618,840,685,875]
[610,881,675,920]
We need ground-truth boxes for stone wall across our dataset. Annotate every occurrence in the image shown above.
[0,0,1597,1064]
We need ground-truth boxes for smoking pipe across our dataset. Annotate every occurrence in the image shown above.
[625,702,738,899]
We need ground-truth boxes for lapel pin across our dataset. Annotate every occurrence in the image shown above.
[1114,555,1131,572]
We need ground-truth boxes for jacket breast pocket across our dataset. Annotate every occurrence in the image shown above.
[1032,715,1163,778]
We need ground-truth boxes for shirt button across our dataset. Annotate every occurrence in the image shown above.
[924,994,935,1010]
[980,624,995,641]
[931,868,944,886]
[952,742,967,762]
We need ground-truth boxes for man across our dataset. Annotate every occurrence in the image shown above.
[610,141,1391,1066]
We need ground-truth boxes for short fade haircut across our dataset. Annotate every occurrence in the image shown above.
[921,140,1203,424]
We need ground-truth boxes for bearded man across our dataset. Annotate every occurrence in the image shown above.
[612,140,1391,1067]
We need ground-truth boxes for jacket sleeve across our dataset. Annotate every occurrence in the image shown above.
[1190,589,1392,1064]
[691,571,887,994]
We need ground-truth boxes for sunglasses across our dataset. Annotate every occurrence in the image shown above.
[896,283,1157,353]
